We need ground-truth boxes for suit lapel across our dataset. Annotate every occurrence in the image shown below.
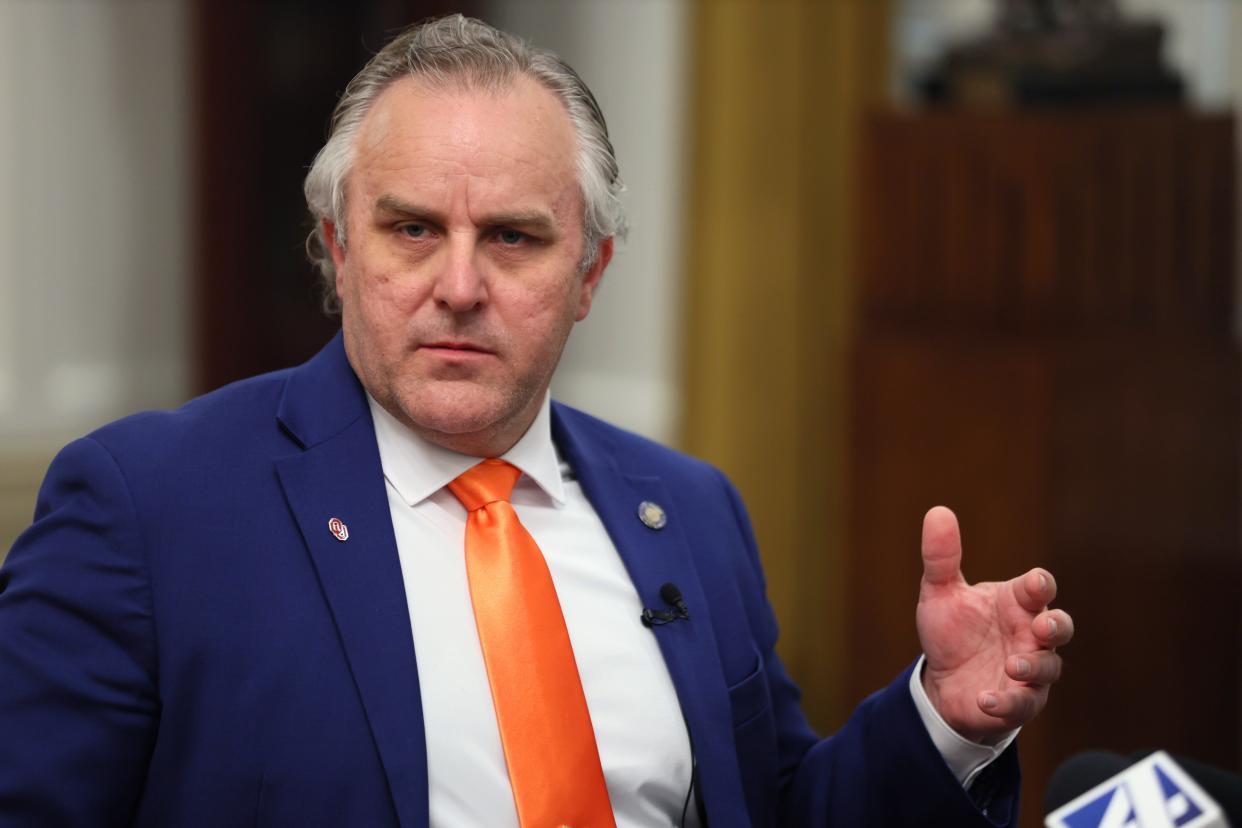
[553,406,751,825]
[274,335,428,828]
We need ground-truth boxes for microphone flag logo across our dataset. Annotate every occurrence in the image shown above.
[1046,751,1226,828]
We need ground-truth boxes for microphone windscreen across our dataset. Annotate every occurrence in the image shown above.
[1044,751,1129,815]
[659,582,682,605]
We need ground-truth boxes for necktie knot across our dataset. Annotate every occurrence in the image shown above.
[448,459,522,512]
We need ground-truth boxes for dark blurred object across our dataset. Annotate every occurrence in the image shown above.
[918,0,1183,107]
[849,108,1237,828]
[194,0,474,394]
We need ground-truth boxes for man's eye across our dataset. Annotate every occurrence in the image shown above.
[399,224,428,239]
[497,229,526,245]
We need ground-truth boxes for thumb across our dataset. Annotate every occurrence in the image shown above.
[921,506,965,588]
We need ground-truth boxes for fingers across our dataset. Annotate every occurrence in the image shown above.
[1004,610,1071,687]
[978,686,1045,725]
[1011,567,1057,613]
[1034,608,1074,648]
[1005,651,1062,685]
[920,506,965,588]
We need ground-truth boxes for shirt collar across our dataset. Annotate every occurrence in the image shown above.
[367,392,566,508]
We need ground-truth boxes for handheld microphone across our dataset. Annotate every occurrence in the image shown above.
[1045,752,1130,816]
[640,582,690,628]
[1045,750,1232,827]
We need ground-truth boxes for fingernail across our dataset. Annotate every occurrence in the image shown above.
[1015,659,1030,678]
[982,693,998,710]
[1039,574,1048,593]
[1046,618,1058,637]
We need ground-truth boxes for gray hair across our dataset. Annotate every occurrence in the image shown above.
[303,14,627,313]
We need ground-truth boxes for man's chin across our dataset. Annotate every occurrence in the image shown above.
[391,388,532,454]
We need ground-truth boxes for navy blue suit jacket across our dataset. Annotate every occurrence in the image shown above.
[0,334,1017,826]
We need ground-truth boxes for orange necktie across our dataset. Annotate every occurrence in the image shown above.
[448,459,616,828]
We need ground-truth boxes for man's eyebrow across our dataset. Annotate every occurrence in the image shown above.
[481,211,559,235]
[373,195,436,218]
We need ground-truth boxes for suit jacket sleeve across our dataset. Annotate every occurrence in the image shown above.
[713,470,1020,827]
[0,437,159,826]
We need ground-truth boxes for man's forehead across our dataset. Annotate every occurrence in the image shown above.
[355,74,575,162]
[347,74,581,221]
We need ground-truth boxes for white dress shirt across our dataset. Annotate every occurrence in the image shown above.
[371,394,698,827]
[368,393,1014,825]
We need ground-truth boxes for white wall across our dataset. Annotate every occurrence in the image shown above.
[0,0,190,552]
[485,0,689,445]
[891,0,991,101]
[0,0,191,446]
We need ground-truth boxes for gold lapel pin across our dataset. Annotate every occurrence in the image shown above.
[637,501,667,530]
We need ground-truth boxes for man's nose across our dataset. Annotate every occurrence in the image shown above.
[431,235,487,312]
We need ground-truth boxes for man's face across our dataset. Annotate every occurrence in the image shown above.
[327,75,610,456]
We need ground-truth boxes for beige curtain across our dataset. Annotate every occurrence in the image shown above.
[680,0,889,731]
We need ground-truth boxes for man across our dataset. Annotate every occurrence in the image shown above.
[0,15,1072,827]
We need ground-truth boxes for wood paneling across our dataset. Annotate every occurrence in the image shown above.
[859,110,1234,335]
[851,110,1239,826]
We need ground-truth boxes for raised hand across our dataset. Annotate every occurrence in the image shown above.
[916,506,1073,743]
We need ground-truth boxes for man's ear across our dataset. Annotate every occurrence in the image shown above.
[323,218,347,296]
[574,237,613,322]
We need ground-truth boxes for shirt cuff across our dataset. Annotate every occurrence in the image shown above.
[908,655,1020,789]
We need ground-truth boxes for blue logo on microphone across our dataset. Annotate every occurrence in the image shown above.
[1155,764,1206,826]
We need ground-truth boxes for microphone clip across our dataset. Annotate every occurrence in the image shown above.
[641,582,691,628]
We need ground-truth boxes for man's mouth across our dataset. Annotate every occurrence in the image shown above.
[420,340,495,356]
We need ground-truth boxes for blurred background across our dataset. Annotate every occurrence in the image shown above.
[1,0,1238,822]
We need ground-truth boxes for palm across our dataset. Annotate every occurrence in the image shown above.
[915,507,1068,742]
